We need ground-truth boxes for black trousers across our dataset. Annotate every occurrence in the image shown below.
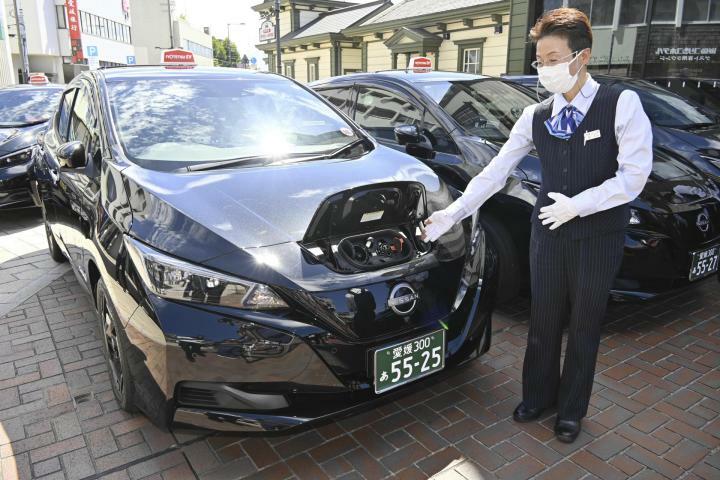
[521,227,625,420]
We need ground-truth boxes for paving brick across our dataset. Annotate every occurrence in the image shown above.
[241,438,279,470]
[94,443,151,473]
[286,452,329,480]
[380,442,429,473]
[494,454,544,480]
[61,447,95,480]
[473,420,520,448]
[592,405,634,430]
[32,457,61,477]
[625,445,684,479]
[351,426,395,458]
[182,440,219,475]
[343,447,390,479]
[52,412,82,441]
[509,432,562,466]
[628,409,670,433]
[308,434,358,464]
[492,440,524,462]
[664,438,710,470]
[534,460,586,480]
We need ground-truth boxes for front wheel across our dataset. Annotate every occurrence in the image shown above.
[42,204,66,263]
[479,215,520,304]
[96,279,137,413]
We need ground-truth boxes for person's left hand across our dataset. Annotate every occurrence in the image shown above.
[538,192,579,230]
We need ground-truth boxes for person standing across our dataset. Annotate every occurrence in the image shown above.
[422,8,653,443]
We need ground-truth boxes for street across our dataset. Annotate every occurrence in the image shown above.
[1,209,718,480]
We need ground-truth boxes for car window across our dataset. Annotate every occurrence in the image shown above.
[68,85,98,147]
[355,87,422,142]
[56,89,77,142]
[422,111,457,154]
[317,87,353,115]
[106,76,361,168]
[0,88,62,127]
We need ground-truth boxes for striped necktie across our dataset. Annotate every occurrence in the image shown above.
[544,104,584,140]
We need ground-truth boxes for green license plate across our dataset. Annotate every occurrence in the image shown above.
[374,329,445,394]
[689,245,719,281]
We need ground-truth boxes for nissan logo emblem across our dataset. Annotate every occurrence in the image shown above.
[697,212,710,232]
[388,282,419,316]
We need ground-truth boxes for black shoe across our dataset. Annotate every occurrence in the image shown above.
[512,402,547,423]
[554,417,581,443]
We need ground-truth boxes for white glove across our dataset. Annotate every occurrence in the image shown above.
[538,192,579,230]
[421,210,455,242]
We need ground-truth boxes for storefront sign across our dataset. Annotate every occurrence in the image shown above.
[654,47,717,63]
[408,56,432,73]
[259,20,275,42]
[66,0,83,63]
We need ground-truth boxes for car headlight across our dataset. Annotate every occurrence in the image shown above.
[0,147,34,167]
[629,208,642,225]
[124,236,288,310]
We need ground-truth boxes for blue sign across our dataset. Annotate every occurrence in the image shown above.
[127,56,136,65]
[87,45,99,57]
[250,57,257,65]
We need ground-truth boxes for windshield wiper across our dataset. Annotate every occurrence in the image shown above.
[185,155,272,172]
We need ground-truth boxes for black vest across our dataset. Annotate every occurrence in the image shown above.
[531,84,630,239]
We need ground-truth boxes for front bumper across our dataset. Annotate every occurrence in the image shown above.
[0,162,34,209]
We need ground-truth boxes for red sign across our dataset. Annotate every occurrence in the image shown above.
[259,20,275,42]
[408,56,432,73]
[28,73,49,85]
[66,0,83,63]
[161,49,196,68]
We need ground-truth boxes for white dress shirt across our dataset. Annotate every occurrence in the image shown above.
[443,73,654,224]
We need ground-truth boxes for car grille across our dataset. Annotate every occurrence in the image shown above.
[177,386,218,407]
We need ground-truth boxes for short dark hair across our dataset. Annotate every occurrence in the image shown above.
[529,8,593,52]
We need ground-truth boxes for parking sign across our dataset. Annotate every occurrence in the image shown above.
[127,56,136,65]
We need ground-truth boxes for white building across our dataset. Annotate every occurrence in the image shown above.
[0,0,14,85]
[130,0,213,67]
[3,0,135,84]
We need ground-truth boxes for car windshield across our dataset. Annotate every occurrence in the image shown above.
[419,79,536,141]
[0,88,62,127]
[612,80,717,128]
[106,76,360,166]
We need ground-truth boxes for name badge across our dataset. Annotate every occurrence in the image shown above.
[584,129,601,146]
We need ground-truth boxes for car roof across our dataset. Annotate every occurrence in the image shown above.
[96,66,280,81]
[313,70,489,87]
[0,83,65,91]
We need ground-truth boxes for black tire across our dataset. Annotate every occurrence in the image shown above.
[479,214,520,304]
[42,203,66,263]
[96,279,138,413]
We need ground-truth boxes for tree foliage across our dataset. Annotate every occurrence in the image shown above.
[212,36,241,67]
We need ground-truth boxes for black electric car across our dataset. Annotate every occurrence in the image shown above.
[505,74,720,184]
[0,83,63,210]
[31,66,497,433]
[311,71,720,301]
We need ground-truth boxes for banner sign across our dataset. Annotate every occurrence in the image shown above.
[66,0,83,63]
[259,20,275,42]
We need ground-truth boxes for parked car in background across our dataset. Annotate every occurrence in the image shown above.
[504,74,720,184]
[312,71,720,302]
[648,78,720,114]
[32,64,497,433]
[0,81,63,210]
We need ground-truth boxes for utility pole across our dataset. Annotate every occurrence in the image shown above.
[12,0,29,83]
[274,0,281,74]
[167,0,174,48]
[226,24,232,67]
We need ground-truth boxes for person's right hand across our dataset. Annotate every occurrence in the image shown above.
[421,210,455,242]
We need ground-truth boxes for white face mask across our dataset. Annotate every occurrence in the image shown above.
[536,51,584,94]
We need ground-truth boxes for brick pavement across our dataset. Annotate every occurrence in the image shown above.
[0,211,718,479]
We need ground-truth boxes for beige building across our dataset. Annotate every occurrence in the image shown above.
[254,0,510,84]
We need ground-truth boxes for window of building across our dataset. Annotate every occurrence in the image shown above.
[620,0,649,25]
[283,61,295,78]
[306,58,319,82]
[56,5,67,29]
[355,87,422,142]
[652,0,678,21]
[78,10,132,44]
[566,0,613,26]
[184,40,213,58]
[462,48,482,74]
[683,0,720,21]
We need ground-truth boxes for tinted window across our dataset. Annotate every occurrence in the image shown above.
[68,85,97,146]
[422,112,457,154]
[106,76,360,167]
[0,88,62,127]
[56,89,77,142]
[420,80,535,141]
[355,87,422,141]
[317,87,353,115]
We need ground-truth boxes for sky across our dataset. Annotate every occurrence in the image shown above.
[173,0,377,70]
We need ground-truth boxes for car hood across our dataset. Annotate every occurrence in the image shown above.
[0,123,47,157]
[122,145,443,262]
[661,123,720,148]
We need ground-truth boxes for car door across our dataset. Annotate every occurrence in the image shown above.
[39,87,78,257]
[62,81,103,284]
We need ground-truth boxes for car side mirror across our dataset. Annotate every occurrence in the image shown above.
[394,124,422,145]
[57,141,86,169]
